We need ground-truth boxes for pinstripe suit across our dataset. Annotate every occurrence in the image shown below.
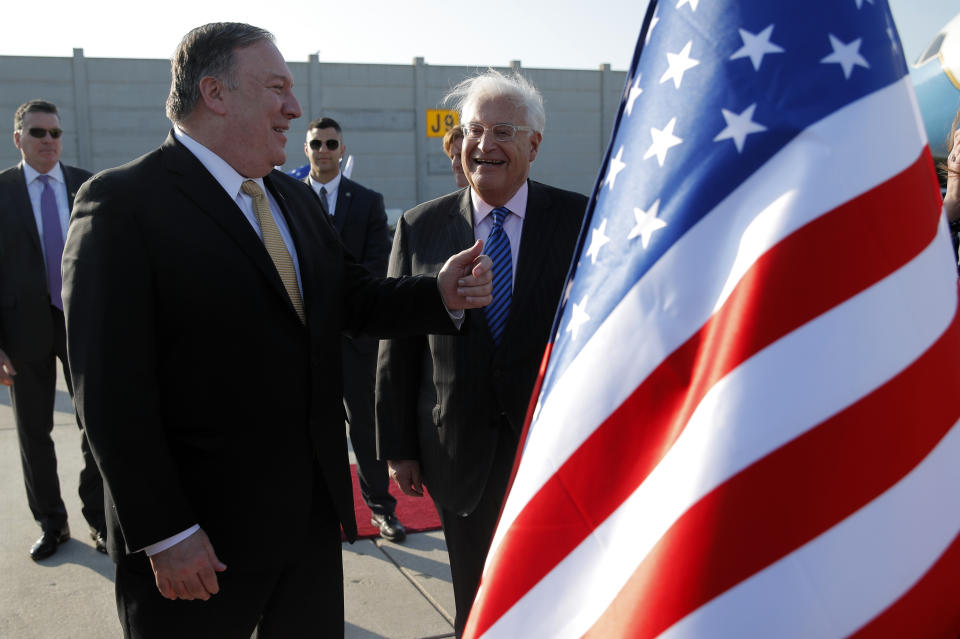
[375,180,586,631]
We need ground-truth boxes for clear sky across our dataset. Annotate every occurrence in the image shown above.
[2,1,956,72]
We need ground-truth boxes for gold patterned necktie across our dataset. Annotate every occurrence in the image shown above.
[241,180,306,324]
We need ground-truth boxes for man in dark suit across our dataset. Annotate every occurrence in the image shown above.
[376,70,587,637]
[302,116,406,542]
[0,99,106,561]
[61,23,492,639]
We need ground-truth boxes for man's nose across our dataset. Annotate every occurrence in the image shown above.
[477,130,499,151]
[286,93,302,119]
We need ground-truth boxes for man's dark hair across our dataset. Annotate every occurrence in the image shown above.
[14,100,59,132]
[307,117,342,134]
[165,22,273,123]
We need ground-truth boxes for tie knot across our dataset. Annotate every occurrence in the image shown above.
[491,207,510,227]
[320,186,328,196]
[241,179,264,199]
[37,174,52,186]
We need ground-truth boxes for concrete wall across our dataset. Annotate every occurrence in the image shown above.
[0,50,626,215]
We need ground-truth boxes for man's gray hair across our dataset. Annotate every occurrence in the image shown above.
[445,69,546,133]
[165,22,274,123]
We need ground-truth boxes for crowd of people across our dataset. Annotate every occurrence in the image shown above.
[0,20,585,639]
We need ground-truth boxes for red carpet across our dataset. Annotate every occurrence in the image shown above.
[344,464,442,540]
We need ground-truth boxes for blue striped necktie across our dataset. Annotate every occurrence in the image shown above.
[484,206,512,345]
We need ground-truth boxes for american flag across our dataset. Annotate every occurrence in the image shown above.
[463,1,960,637]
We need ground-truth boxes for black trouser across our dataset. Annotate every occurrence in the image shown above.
[342,341,396,516]
[436,424,518,638]
[115,478,344,638]
[10,306,105,534]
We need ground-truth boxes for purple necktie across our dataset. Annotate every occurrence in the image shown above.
[37,175,64,310]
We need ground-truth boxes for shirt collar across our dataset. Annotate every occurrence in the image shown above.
[470,181,528,225]
[174,126,266,198]
[309,172,341,192]
[22,161,65,186]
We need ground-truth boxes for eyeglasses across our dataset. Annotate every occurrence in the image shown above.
[24,127,63,139]
[309,139,340,151]
[461,122,534,141]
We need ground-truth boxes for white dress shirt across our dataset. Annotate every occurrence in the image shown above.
[307,172,341,216]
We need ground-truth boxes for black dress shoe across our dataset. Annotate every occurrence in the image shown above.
[29,525,70,561]
[371,513,407,542]
[89,527,107,554]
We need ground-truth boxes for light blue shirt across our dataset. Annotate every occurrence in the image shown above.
[22,162,69,262]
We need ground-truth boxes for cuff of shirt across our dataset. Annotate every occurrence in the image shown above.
[448,308,465,330]
[142,524,201,556]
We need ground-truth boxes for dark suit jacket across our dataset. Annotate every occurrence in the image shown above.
[376,181,586,515]
[303,174,391,355]
[0,162,90,364]
[62,132,453,569]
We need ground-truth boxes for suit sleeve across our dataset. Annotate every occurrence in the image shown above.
[374,214,427,461]
[62,174,196,553]
[359,191,390,278]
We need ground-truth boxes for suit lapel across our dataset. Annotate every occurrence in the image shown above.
[454,190,499,345]
[266,174,323,325]
[500,181,566,348]
[159,134,296,318]
[62,163,84,211]
[453,189,475,252]
[333,176,351,233]
[10,164,43,256]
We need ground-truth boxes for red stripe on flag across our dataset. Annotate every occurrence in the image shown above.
[465,150,942,638]
[850,529,960,639]
[583,298,960,639]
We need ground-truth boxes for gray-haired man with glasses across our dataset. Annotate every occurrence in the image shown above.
[376,69,588,637]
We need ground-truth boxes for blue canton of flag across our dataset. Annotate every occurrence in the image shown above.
[546,0,907,390]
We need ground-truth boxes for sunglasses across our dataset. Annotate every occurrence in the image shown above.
[24,127,63,139]
[309,139,340,151]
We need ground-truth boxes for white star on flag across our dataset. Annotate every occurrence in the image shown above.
[661,41,700,89]
[676,0,699,11]
[821,34,870,79]
[646,6,660,44]
[627,199,667,248]
[644,117,683,167]
[626,74,643,116]
[586,219,611,264]
[565,295,590,340]
[713,103,767,152]
[854,0,874,8]
[730,25,785,70]
[604,146,627,190]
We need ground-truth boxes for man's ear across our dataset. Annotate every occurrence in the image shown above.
[198,76,228,115]
[13,131,22,152]
[528,131,542,162]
